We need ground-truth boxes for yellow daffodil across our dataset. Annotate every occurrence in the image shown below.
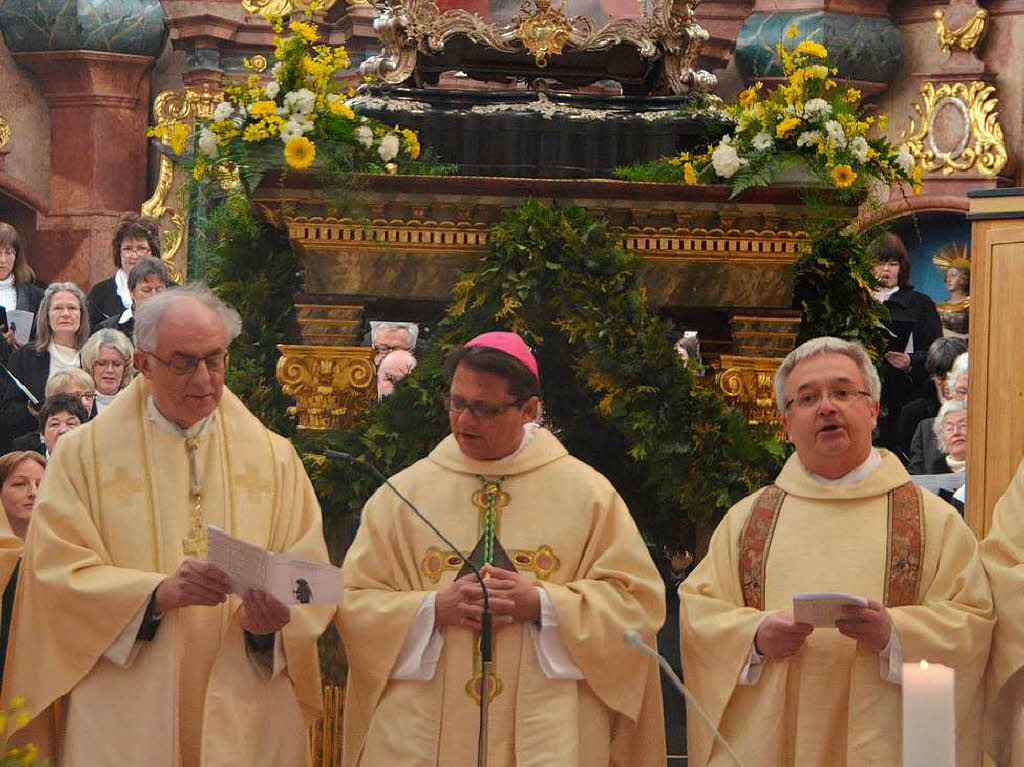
[249,100,278,118]
[289,20,318,44]
[830,164,857,187]
[284,136,316,169]
[329,101,356,120]
[169,122,188,156]
[776,116,801,138]
[795,40,828,58]
[785,25,799,38]
[739,87,757,108]
[683,162,697,185]
[193,157,207,180]
[401,128,420,159]
[845,87,861,105]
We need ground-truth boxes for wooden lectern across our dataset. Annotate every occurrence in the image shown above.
[965,188,1024,538]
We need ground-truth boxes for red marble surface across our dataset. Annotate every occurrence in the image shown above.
[12,50,153,287]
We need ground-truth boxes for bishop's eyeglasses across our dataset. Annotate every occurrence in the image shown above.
[443,393,526,419]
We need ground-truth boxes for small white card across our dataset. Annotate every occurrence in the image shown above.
[793,592,868,628]
[205,525,343,606]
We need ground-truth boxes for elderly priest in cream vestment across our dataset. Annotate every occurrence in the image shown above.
[338,331,666,766]
[1,286,334,766]
[981,458,1024,765]
[680,337,993,767]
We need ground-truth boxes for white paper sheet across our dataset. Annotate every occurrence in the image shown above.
[6,309,33,345]
[793,592,868,628]
[205,525,343,605]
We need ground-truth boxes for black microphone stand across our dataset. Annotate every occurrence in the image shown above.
[327,450,492,767]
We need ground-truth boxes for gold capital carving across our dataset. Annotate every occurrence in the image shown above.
[899,81,1007,177]
[276,345,376,431]
[716,355,784,428]
[933,8,987,53]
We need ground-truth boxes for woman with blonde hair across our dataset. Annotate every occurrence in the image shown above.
[0,282,89,451]
[0,222,44,362]
[80,329,133,412]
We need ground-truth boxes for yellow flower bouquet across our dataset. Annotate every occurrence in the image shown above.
[149,13,451,182]
[0,698,49,766]
[615,34,920,199]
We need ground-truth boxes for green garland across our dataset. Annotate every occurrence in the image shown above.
[298,200,785,546]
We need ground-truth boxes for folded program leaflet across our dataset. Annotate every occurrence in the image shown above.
[793,592,868,628]
[205,525,343,606]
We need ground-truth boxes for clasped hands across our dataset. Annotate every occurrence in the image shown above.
[754,600,893,661]
[434,565,540,632]
[154,557,290,634]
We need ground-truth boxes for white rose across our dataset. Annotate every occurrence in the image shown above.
[850,135,870,163]
[802,98,831,120]
[895,145,915,174]
[378,133,400,162]
[355,125,374,148]
[751,132,774,152]
[198,127,219,158]
[796,130,821,148]
[280,119,304,143]
[264,81,280,99]
[212,101,234,122]
[825,120,847,149]
[711,141,747,179]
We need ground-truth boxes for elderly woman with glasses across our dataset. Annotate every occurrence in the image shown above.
[0,282,90,452]
[0,223,44,363]
[86,213,161,331]
[935,399,968,472]
[81,329,134,412]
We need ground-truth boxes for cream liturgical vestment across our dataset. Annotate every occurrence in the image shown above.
[981,458,1024,765]
[1,376,334,767]
[338,427,666,767]
[680,450,993,767]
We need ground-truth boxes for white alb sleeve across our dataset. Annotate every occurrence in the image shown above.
[879,626,902,684]
[528,588,584,680]
[737,641,767,685]
[103,600,149,668]
[391,592,444,681]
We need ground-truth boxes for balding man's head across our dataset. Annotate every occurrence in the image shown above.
[133,284,242,428]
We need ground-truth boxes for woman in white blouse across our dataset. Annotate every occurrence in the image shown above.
[0,282,89,451]
[80,329,134,412]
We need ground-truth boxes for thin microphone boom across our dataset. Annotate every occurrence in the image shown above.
[623,630,743,767]
[327,449,493,767]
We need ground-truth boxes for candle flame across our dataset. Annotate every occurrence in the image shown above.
[920,660,929,670]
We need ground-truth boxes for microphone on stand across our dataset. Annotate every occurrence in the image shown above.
[622,629,743,767]
[327,449,493,767]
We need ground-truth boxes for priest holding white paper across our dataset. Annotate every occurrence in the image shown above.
[1,285,334,766]
[679,337,993,766]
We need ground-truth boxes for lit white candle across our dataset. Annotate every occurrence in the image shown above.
[902,660,955,767]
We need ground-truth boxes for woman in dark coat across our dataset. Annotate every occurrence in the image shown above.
[871,233,943,459]
[86,213,161,331]
[0,223,44,364]
[0,282,89,452]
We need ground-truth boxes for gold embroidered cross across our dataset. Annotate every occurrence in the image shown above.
[101,466,146,508]
[233,462,268,500]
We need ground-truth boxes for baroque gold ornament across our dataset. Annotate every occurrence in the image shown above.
[143,84,226,280]
[899,81,1007,177]
[933,8,987,53]
[359,0,715,94]
[275,345,376,431]
[518,0,573,67]
[240,0,338,16]
[0,116,10,149]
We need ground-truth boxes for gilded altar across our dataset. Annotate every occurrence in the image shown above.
[259,173,829,430]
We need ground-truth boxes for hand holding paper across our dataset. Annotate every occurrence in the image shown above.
[205,525,343,606]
